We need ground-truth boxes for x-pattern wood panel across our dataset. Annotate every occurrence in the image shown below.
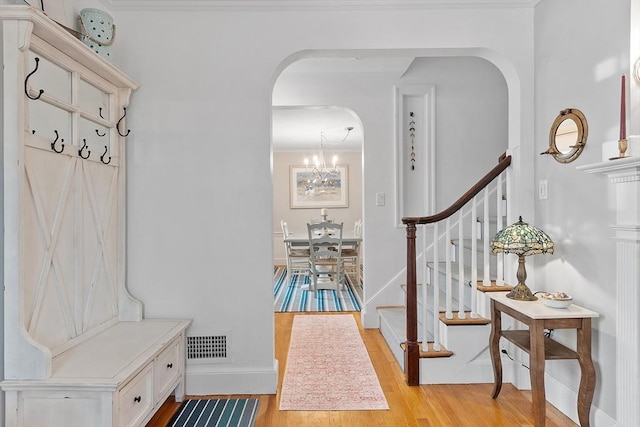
[24,151,77,343]
[80,160,119,331]
[23,145,119,347]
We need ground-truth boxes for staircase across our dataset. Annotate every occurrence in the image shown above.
[378,153,512,385]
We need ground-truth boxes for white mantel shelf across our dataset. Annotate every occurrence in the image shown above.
[576,156,640,177]
[578,156,640,228]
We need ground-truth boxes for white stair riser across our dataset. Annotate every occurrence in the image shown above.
[378,307,502,384]
[403,281,471,308]
[386,212,505,384]
[379,313,405,371]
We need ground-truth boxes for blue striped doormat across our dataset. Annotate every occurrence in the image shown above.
[273,266,362,312]
[167,399,259,427]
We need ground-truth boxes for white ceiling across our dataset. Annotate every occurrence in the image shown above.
[272,106,362,152]
[98,1,536,152]
[272,57,415,152]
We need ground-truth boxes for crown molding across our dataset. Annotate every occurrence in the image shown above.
[99,0,541,12]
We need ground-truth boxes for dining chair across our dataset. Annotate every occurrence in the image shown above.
[307,221,344,294]
[341,219,362,285]
[280,220,310,285]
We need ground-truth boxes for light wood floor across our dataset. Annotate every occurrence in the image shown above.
[147,312,577,427]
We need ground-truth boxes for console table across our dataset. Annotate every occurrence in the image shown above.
[489,292,598,427]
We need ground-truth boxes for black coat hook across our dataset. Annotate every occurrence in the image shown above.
[25,57,44,100]
[79,139,91,159]
[51,130,65,153]
[95,129,106,137]
[100,145,111,165]
[116,107,130,137]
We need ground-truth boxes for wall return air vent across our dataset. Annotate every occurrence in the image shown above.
[186,334,229,363]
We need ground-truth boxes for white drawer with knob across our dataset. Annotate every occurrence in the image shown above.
[156,337,182,401]
[117,364,154,427]
[2,320,190,427]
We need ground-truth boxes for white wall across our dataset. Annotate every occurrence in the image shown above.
[100,4,536,395]
[398,56,509,211]
[0,0,628,423]
[0,1,628,426]
[533,0,629,422]
[2,0,536,398]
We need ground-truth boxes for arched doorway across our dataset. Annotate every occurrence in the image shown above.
[271,50,516,329]
[271,103,365,310]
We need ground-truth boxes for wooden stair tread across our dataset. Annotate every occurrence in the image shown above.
[476,281,512,292]
[379,305,488,329]
[452,237,498,251]
[438,312,490,325]
[400,280,510,293]
[376,304,405,310]
[400,341,454,358]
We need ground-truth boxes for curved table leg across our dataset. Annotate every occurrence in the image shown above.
[490,300,503,399]
[529,320,546,427]
[577,318,595,427]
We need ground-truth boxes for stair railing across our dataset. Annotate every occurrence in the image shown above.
[416,180,503,353]
[401,152,512,386]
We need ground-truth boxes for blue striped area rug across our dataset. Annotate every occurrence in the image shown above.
[274,266,362,312]
[167,399,258,427]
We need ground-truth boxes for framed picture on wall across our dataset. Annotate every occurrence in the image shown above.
[290,165,349,208]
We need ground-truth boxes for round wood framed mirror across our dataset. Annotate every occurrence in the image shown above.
[541,108,588,163]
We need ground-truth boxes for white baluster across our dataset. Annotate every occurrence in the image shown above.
[421,224,429,353]
[471,197,478,318]
[483,187,491,286]
[432,222,440,351]
[457,210,465,319]
[445,218,453,319]
[496,173,504,287]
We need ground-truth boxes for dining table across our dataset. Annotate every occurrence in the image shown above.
[283,231,362,290]
[283,232,362,248]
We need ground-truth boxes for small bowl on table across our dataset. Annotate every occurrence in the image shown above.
[540,292,573,309]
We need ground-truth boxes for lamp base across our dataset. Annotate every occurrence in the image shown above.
[506,283,538,301]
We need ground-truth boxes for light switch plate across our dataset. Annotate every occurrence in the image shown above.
[376,192,385,206]
[539,180,548,200]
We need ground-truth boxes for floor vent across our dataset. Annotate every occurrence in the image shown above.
[186,334,229,363]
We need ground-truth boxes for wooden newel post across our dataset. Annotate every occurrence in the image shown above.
[405,222,420,385]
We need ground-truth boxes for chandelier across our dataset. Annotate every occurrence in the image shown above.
[304,127,353,190]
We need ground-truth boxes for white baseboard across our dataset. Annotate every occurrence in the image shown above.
[185,359,279,395]
[511,362,616,426]
[543,372,617,427]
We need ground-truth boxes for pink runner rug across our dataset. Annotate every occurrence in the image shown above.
[279,314,389,411]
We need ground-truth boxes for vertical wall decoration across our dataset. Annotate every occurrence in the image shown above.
[409,112,416,171]
[394,84,436,225]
